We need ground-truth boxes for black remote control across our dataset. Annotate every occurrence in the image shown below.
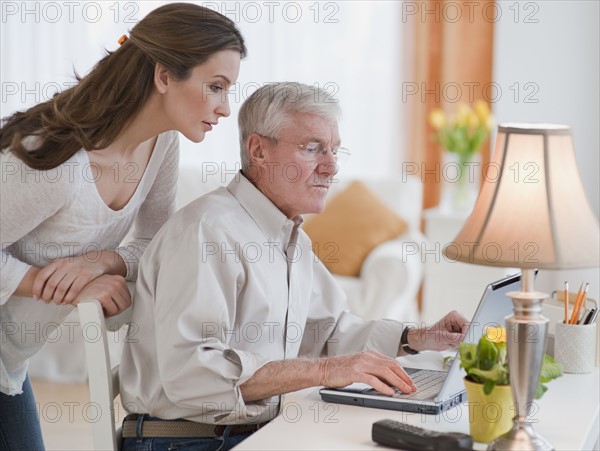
[372,419,473,450]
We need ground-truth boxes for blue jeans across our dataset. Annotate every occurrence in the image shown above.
[0,374,45,450]
[121,415,253,451]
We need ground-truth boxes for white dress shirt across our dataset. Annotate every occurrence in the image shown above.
[0,131,179,395]
[120,172,404,424]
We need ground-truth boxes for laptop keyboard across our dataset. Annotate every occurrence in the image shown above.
[392,370,447,400]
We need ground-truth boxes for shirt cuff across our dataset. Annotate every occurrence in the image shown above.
[223,348,272,386]
[213,349,276,424]
[364,319,403,357]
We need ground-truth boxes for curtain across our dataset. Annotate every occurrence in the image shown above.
[402,1,494,313]
[405,0,495,210]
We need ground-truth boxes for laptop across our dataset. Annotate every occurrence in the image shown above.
[319,273,523,415]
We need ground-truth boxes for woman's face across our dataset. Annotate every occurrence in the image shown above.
[161,49,241,143]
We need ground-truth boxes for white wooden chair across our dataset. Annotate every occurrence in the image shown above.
[78,299,132,451]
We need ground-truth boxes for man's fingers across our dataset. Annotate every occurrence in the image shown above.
[448,311,470,333]
[461,321,470,335]
[446,332,464,347]
[389,364,416,391]
[362,375,395,396]
[430,332,463,351]
[358,353,416,394]
[374,366,414,394]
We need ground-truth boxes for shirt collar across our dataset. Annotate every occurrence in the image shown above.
[227,171,303,243]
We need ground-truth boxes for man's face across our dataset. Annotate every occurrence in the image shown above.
[254,112,340,218]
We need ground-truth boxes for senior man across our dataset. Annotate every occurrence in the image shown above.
[120,82,468,451]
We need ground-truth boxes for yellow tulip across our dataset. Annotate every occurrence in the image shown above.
[485,326,507,343]
[467,112,479,129]
[474,100,490,120]
[456,104,471,126]
[429,108,447,130]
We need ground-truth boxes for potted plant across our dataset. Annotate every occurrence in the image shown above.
[458,326,563,443]
[428,101,494,210]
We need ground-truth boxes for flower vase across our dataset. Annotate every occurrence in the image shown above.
[441,152,481,212]
[463,378,514,443]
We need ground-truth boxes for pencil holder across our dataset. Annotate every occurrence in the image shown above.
[554,321,596,374]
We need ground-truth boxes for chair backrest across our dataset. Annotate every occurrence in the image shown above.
[78,299,132,451]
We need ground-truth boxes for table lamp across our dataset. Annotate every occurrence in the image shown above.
[443,123,600,450]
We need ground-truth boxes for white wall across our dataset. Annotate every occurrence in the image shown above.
[1,1,404,182]
[143,1,404,180]
[2,1,598,301]
[492,1,600,301]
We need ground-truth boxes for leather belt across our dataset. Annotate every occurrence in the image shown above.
[122,414,268,439]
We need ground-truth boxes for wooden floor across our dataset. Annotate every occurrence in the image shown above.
[31,378,125,450]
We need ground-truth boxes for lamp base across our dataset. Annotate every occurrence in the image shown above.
[487,421,553,451]
[488,268,554,451]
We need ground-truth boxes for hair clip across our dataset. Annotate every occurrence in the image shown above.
[118,35,128,45]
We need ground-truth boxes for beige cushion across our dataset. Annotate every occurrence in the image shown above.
[303,181,408,277]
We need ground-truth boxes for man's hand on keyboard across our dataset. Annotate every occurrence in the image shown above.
[318,350,418,396]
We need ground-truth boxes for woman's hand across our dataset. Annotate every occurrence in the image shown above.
[72,274,132,317]
[32,251,126,305]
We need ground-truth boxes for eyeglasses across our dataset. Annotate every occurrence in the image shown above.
[259,135,351,167]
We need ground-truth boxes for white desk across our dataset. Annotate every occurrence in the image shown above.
[235,354,600,451]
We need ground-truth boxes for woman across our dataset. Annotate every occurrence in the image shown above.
[0,3,246,449]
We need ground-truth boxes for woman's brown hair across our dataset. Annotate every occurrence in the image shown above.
[0,3,246,170]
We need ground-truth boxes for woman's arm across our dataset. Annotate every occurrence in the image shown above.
[0,152,72,304]
[11,266,41,298]
[10,255,131,316]
[30,250,127,303]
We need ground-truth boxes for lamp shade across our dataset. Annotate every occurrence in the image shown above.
[444,124,600,269]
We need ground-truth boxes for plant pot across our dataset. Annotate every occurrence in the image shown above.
[463,377,514,443]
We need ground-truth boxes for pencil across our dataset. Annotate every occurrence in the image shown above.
[569,282,584,324]
[564,281,569,323]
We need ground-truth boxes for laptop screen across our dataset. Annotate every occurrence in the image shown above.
[437,273,522,400]
[462,273,522,345]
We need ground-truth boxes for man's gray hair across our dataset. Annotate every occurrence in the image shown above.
[238,82,341,170]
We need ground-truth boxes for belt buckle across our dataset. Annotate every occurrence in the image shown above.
[214,425,226,436]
